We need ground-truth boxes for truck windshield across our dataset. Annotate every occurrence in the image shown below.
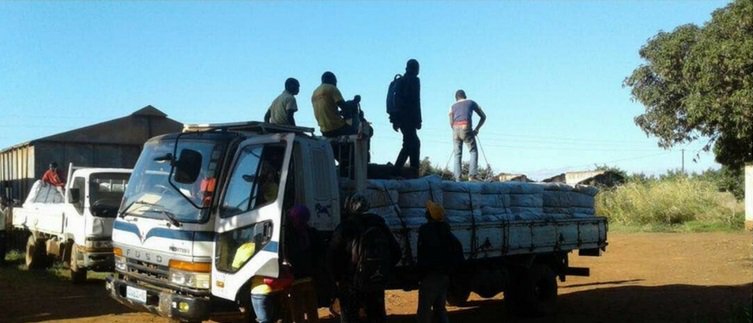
[89,173,130,218]
[120,139,225,223]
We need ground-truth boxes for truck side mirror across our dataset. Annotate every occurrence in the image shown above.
[174,149,202,184]
[68,188,80,204]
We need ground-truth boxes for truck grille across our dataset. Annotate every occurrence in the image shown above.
[126,259,170,282]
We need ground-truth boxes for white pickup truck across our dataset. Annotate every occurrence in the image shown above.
[12,164,131,283]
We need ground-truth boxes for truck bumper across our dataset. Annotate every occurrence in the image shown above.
[82,251,114,271]
[106,275,210,322]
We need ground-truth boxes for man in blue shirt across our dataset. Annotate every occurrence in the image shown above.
[449,90,487,181]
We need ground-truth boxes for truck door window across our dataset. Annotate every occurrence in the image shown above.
[89,173,129,218]
[220,144,285,218]
[72,177,85,214]
[216,220,272,272]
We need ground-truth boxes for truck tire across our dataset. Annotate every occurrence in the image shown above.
[446,276,471,307]
[505,264,557,316]
[25,236,49,269]
[70,244,87,284]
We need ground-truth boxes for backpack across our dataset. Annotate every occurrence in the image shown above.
[350,218,394,290]
[386,74,403,116]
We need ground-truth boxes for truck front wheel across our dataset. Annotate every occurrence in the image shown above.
[70,244,87,284]
[25,236,49,269]
[505,264,557,316]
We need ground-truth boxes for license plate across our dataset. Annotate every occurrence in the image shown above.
[126,285,147,303]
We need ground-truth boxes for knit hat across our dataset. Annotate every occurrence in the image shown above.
[425,200,445,222]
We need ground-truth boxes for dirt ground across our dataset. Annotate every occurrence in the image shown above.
[1,232,751,323]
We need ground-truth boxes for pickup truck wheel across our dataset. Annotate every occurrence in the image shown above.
[70,244,87,284]
[25,236,48,269]
[446,276,471,307]
[505,264,557,316]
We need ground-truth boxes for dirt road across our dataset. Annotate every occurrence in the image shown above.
[1,232,750,323]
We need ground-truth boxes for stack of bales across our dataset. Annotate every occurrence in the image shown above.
[354,178,597,225]
[24,180,64,205]
[542,183,598,218]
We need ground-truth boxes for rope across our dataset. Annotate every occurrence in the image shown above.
[475,134,493,181]
[382,183,414,266]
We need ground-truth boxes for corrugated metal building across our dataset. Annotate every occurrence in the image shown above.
[0,106,182,202]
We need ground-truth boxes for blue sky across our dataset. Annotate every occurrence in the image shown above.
[0,1,730,180]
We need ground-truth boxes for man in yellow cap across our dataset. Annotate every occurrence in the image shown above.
[416,201,463,323]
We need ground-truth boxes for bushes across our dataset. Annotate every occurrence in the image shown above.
[595,176,744,230]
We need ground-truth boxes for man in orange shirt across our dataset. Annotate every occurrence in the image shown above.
[42,162,65,196]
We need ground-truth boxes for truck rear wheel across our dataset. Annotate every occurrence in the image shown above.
[25,236,49,269]
[70,244,87,284]
[505,264,557,316]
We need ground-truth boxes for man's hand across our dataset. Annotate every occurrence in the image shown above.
[472,130,479,137]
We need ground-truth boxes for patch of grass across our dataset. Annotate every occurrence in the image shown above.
[596,177,745,232]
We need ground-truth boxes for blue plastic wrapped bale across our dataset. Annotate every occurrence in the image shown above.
[397,176,443,208]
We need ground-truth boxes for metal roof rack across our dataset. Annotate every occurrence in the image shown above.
[183,121,315,135]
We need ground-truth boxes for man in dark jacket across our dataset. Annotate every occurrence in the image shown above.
[390,59,422,176]
[327,193,402,323]
[416,201,462,323]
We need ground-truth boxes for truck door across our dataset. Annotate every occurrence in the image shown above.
[211,133,294,301]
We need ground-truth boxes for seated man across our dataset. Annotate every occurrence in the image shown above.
[311,71,359,138]
[41,162,65,196]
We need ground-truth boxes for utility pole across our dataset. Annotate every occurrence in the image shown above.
[681,149,685,173]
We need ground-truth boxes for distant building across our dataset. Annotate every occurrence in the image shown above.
[543,170,625,187]
[497,173,534,182]
[0,106,182,202]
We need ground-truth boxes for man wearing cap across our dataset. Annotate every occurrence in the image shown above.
[449,90,487,181]
[416,201,463,323]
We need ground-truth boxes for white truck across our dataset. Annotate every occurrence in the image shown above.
[106,122,607,322]
[12,164,131,283]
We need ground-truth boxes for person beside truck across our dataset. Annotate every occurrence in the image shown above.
[327,193,402,323]
[416,201,463,323]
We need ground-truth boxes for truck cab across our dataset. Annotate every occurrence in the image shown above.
[12,165,131,282]
[108,122,343,321]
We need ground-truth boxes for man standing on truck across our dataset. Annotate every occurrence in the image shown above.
[264,77,300,126]
[449,90,486,181]
[41,162,65,195]
[390,59,422,177]
[327,193,401,323]
[416,201,463,323]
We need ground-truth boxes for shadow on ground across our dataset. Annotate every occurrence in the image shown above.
[321,283,752,323]
[0,258,130,323]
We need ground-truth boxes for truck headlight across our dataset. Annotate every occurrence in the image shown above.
[169,269,211,289]
[168,260,211,289]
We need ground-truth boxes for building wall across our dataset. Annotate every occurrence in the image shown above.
[0,145,34,203]
[746,163,752,231]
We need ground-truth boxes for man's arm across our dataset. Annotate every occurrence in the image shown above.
[264,109,271,123]
[473,105,487,135]
[286,99,298,126]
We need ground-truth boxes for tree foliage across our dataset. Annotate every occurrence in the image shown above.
[624,0,753,168]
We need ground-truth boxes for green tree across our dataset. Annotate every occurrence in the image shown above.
[624,0,753,168]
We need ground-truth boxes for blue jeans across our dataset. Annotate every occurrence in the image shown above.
[251,293,278,323]
[417,273,450,323]
[453,126,478,181]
